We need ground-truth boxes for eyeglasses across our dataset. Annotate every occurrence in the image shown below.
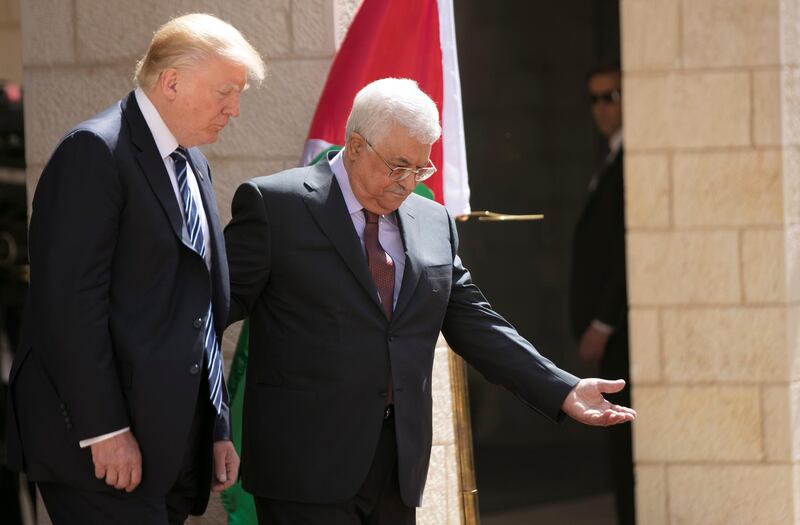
[364,138,437,182]
[589,89,621,105]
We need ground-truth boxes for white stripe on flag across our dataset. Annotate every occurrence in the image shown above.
[438,0,471,215]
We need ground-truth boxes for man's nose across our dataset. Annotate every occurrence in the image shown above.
[225,94,241,117]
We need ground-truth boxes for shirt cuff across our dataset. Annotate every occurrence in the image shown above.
[591,319,614,335]
[79,427,131,449]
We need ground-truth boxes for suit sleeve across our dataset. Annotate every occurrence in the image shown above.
[29,130,129,441]
[440,210,579,422]
[224,181,272,325]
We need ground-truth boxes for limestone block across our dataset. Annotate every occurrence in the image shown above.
[634,386,762,461]
[205,158,287,224]
[790,306,800,380]
[635,464,667,525]
[782,68,800,146]
[0,27,22,82]
[683,0,779,68]
[21,0,74,65]
[742,228,786,303]
[662,307,787,382]
[625,72,750,150]
[293,0,335,56]
[444,444,462,525]
[762,384,792,461]
[0,0,20,25]
[755,69,781,146]
[620,0,680,71]
[626,231,740,305]
[75,0,290,63]
[221,319,243,373]
[8,0,18,24]
[668,465,792,525]
[624,153,670,228]
[781,1,800,66]
[783,149,800,222]
[628,308,660,383]
[334,0,362,48]
[23,65,133,166]
[203,58,331,160]
[417,445,448,525]
[673,150,782,227]
[431,347,455,446]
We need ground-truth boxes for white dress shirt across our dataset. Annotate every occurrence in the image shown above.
[329,150,405,307]
[79,89,213,449]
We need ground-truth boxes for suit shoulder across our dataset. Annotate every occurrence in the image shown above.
[406,193,450,220]
[51,100,123,158]
[247,166,314,195]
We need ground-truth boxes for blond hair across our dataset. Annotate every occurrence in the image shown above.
[134,13,265,90]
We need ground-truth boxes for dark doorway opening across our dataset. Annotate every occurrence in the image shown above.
[453,1,623,523]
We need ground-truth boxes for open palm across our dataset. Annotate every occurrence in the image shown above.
[561,378,636,426]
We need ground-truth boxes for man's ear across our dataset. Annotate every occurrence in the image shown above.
[158,68,179,101]
[345,133,365,161]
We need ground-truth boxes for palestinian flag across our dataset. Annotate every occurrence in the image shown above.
[302,0,470,214]
[223,1,469,522]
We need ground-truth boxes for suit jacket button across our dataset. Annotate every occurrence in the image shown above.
[189,363,201,375]
[193,317,203,328]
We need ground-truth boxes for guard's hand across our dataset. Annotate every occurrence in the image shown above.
[90,430,142,492]
[212,440,240,492]
[561,378,636,426]
[578,325,610,363]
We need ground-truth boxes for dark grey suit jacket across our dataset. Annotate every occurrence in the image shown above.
[6,92,230,507]
[225,160,579,507]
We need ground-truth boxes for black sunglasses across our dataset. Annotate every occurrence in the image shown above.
[589,90,621,105]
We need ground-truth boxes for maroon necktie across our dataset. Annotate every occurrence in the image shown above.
[363,210,395,319]
[364,210,395,407]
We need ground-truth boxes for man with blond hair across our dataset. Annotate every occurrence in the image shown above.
[5,13,264,524]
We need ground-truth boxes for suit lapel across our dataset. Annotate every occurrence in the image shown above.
[122,92,188,246]
[393,198,422,320]
[302,163,384,313]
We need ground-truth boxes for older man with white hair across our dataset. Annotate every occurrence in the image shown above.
[224,77,636,525]
[6,13,264,525]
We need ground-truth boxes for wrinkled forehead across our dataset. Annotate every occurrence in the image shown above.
[374,127,432,167]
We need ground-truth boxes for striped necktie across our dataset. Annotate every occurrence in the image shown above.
[170,147,224,415]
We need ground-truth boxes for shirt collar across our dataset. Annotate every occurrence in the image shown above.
[329,149,364,216]
[134,87,180,160]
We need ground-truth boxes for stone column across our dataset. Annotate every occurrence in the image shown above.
[622,0,798,523]
[21,1,462,523]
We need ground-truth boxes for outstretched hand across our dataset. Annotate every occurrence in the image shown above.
[561,378,636,426]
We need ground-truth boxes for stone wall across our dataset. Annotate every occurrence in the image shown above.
[621,0,798,523]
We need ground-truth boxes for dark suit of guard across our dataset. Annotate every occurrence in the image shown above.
[224,157,580,519]
[5,92,230,521]
[570,148,634,524]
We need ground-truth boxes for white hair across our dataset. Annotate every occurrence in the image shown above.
[345,78,442,146]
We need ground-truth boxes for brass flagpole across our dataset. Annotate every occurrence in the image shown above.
[448,209,543,525]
